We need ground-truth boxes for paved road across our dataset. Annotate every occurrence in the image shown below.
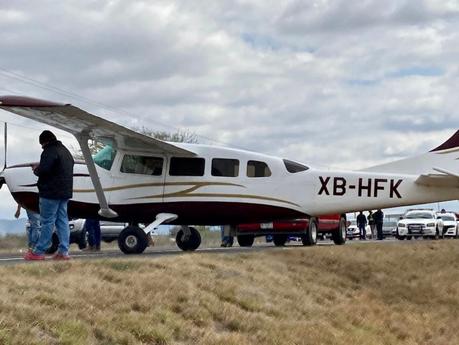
[0,238,401,266]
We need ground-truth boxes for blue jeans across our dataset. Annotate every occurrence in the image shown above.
[85,219,101,247]
[26,209,40,249]
[34,197,70,255]
[359,224,366,239]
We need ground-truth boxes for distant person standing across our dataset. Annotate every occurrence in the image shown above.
[374,209,384,240]
[24,130,74,260]
[83,219,101,251]
[356,211,367,240]
[367,210,376,239]
[14,204,40,252]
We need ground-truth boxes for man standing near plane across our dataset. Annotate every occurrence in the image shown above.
[24,130,74,260]
[374,209,384,240]
[356,211,367,240]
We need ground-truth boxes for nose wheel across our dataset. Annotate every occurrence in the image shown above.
[118,225,149,254]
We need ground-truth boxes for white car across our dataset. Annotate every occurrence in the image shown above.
[346,220,371,240]
[396,209,444,240]
[437,212,458,238]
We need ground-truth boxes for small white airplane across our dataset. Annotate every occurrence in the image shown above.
[0,95,458,254]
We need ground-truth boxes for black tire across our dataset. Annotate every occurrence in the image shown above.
[237,235,254,247]
[45,233,59,254]
[332,217,347,245]
[176,227,201,251]
[273,234,288,247]
[302,218,318,246]
[398,236,405,240]
[434,228,440,240]
[406,236,412,240]
[78,229,87,250]
[118,226,149,254]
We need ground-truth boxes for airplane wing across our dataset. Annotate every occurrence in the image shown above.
[0,95,195,218]
[0,95,194,155]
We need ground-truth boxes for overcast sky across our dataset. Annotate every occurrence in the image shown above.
[0,0,458,219]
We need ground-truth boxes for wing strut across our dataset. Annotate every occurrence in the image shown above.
[76,133,118,218]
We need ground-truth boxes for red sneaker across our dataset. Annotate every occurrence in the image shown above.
[52,253,71,261]
[23,251,45,261]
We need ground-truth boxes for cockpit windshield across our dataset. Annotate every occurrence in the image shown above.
[93,143,117,170]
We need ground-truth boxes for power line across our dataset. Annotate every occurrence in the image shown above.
[0,67,247,149]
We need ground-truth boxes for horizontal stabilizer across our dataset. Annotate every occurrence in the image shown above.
[415,173,459,188]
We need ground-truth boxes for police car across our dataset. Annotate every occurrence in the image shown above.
[437,212,458,238]
[396,209,444,240]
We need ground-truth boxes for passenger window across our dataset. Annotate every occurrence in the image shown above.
[247,160,271,177]
[120,155,163,175]
[212,158,239,177]
[169,157,205,176]
[283,159,309,173]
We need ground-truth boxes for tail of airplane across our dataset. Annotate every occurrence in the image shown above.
[362,130,459,187]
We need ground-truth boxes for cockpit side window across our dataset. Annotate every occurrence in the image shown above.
[93,144,117,171]
[120,155,164,175]
[283,159,309,173]
[247,160,271,177]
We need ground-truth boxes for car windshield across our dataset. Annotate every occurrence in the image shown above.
[440,215,455,221]
[405,212,433,219]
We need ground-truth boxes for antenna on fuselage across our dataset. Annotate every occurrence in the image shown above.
[2,122,6,171]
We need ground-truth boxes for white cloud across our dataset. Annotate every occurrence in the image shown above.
[0,0,458,218]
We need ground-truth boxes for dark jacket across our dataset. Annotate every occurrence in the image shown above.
[373,210,384,224]
[357,213,367,226]
[367,213,375,225]
[34,140,74,199]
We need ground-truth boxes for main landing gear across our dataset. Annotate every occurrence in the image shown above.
[176,226,202,251]
[118,213,178,254]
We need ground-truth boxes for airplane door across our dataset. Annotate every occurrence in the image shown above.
[108,152,166,208]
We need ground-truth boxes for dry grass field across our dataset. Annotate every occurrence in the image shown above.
[0,240,458,345]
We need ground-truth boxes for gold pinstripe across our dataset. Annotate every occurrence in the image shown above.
[73,181,300,208]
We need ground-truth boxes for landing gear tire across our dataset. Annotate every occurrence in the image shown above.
[118,226,149,254]
[332,216,347,245]
[237,235,254,247]
[176,227,201,251]
[45,233,59,254]
[302,218,318,246]
[273,234,288,247]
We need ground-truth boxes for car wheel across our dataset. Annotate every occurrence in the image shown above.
[237,235,254,247]
[45,233,59,254]
[332,217,346,245]
[302,218,318,246]
[118,226,149,254]
[434,228,440,240]
[273,234,288,246]
[397,236,405,240]
[78,229,87,250]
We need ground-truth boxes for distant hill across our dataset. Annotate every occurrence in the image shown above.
[0,218,27,237]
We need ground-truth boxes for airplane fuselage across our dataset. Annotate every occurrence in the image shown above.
[3,143,458,225]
